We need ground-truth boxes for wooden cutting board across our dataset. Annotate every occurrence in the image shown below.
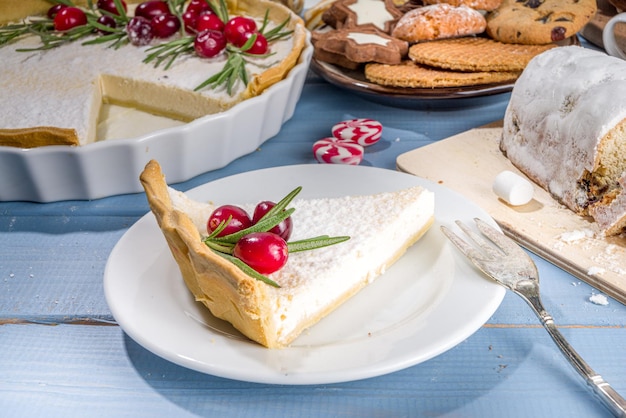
[397,122,626,305]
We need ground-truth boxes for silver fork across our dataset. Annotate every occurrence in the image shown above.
[441,218,626,417]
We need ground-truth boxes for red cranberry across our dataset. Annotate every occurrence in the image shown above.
[135,0,170,19]
[97,0,127,15]
[233,232,289,275]
[53,7,87,31]
[126,16,154,46]
[186,0,211,15]
[252,201,292,241]
[96,15,117,34]
[207,204,252,236]
[47,4,68,19]
[196,11,224,32]
[244,32,268,55]
[194,30,227,58]
[182,10,199,33]
[223,16,257,47]
[151,13,181,38]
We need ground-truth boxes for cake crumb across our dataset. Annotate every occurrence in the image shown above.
[587,266,606,276]
[589,293,609,306]
[557,229,594,243]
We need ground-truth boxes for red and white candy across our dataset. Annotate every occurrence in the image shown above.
[331,118,382,147]
[313,137,364,165]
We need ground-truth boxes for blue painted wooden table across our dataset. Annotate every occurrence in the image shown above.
[1,68,625,417]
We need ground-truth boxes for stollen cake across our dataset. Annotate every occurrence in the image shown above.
[0,0,306,147]
[500,46,626,236]
[139,160,435,348]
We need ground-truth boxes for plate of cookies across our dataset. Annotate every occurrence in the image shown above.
[305,0,594,104]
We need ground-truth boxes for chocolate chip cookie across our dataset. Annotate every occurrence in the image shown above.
[485,0,597,45]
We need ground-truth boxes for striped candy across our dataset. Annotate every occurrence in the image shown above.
[331,118,382,147]
[313,138,364,165]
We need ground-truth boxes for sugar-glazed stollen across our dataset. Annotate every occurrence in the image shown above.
[500,46,626,236]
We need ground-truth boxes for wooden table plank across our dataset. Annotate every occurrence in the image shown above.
[0,324,622,417]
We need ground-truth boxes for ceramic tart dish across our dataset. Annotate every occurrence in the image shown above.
[0,0,311,201]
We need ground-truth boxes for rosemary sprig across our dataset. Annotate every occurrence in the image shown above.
[194,34,276,94]
[288,236,350,253]
[166,0,188,16]
[143,36,195,69]
[192,7,292,94]
[212,208,295,244]
[216,252,281,288]
[260,13,293,43]
[1,0,131,51]
[0,18,53,47]
[207,0,229,23]
[202,187,350,287]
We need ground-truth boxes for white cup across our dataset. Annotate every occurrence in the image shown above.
[603,12,626,59]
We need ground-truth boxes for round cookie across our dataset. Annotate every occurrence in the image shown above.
[364,61,520,88]
[422,0,502,12]
[486,0,597,45]
[408,37,556,72]
[392,4,486,42]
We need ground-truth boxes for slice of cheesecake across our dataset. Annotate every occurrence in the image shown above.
[140,160,435,348]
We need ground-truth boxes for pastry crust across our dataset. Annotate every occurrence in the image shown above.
[0,127,79,148]
[140,160,278,347]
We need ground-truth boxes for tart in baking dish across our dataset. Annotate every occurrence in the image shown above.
[0,0,306,147]
[139,160,435,348]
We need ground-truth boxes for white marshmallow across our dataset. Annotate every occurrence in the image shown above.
[492,170,534,206]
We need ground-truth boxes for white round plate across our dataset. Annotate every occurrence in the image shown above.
[104,164,505,385]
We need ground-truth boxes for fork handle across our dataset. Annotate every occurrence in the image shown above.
[523,294,626,417]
